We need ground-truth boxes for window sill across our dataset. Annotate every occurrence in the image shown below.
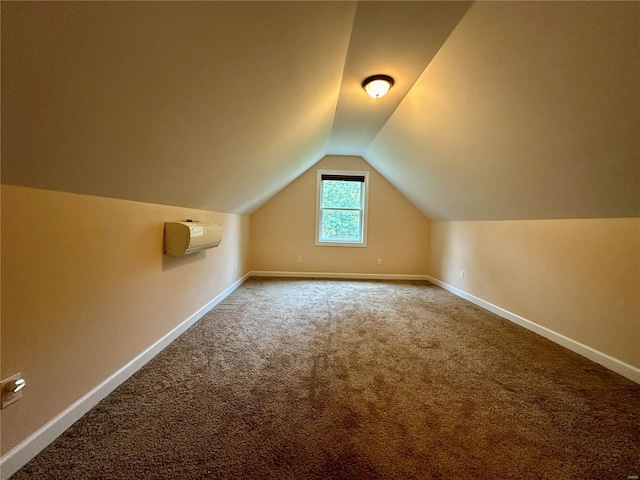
[315,241,367,248]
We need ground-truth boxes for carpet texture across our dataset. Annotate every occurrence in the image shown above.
[12,278,640,479]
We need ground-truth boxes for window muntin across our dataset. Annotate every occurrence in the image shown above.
[316,170,369,246]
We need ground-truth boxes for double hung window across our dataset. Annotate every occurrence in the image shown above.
[316,170,369,247]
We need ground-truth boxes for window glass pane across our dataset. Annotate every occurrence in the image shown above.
[321,180,362,209]
[320,209,362,242]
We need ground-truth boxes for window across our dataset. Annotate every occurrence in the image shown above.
[316,170,369,247]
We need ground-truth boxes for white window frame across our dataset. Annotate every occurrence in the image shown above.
[315,169,369,247]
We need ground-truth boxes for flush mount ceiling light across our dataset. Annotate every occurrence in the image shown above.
[362,74,394,99]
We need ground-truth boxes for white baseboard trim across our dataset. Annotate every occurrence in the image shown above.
[0,272,251,480]
[425,276,640,385]
[250,271,431,281]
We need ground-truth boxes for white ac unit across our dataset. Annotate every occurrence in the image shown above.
[164,221,222,256]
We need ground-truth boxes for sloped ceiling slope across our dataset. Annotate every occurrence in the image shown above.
[1,1,356,214]
[3,2,639,220]
[327,1,471,155]
[366,1,640,221]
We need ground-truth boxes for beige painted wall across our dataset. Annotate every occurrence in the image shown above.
[1,185,251,454]
[251,155,429,275]
[429,218,640,369]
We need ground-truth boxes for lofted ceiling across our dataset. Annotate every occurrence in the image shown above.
[2,1,638,220]
[327,1,471,155]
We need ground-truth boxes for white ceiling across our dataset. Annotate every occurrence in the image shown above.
[2,1,638,220]
[366,1,640,220]
[327,1,471,155]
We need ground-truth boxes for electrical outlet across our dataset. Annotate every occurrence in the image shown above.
[234,263,238,272]
[377,258,382,265]
[2,373,25,409]
[297,256,302,263]
[460,270,465,279]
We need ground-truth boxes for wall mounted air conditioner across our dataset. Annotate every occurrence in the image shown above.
[164,221,222,256]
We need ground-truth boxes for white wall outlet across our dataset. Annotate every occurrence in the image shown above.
[234,263,238,272]
[2,373,25,409]
[297,256,302,263]
[460,270,465,279]
[377,258,382,265]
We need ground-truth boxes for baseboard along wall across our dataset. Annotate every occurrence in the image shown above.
[423,276,640,385]
[0,273,251,480]
[249,271,432,281]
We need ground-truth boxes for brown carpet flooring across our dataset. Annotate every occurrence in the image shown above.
[12,278,640,479]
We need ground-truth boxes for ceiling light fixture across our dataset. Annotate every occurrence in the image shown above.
[362,74,394,99]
